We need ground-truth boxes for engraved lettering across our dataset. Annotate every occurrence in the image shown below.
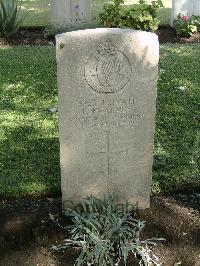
[69,97,144,128]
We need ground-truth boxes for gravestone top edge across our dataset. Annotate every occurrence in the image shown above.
[55,28,158,41]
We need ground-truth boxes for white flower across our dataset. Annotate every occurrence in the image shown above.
[177,86,186,91]
[159,68,165,74]
[48,107,58,113]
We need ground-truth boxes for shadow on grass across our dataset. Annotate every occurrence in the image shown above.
[0,46,59,198]
[0,124,61,197]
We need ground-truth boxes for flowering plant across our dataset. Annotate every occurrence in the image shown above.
[174,13,200,36]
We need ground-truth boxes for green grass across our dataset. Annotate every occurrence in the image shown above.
[154,44,200,193]
[0,46,60,197]
[0,44,199,197]
[20,0,171,27]
[21,0,51,27]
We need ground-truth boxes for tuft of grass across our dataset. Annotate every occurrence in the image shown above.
[0,44,199,197]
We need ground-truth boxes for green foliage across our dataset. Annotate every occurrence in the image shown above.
[121,0,163,32]
[53,193,164,265]
[0,0,25,37]
[44,25,70,38]
[99,0,124,28]
[99,0,163,32]
[174,14,200,37]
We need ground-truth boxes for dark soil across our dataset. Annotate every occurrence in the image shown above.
[0,27,53,46]
[1,26,200,46]
[0,192,199,265]
[156,26,200,44]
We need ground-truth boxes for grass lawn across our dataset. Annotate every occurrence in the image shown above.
[21,0,172,27]
[0,46,59,197]
[0,44,199,198]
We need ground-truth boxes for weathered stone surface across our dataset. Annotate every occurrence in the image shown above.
[56,28,159,209]
[51,0,91,29]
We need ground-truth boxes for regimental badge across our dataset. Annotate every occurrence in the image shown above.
[85,41,132,93]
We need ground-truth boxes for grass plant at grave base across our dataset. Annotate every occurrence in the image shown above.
[0,44,199,197]
[52,192,164,266]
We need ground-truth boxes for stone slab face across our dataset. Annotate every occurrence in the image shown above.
[171,0,200,25]
[56,28,159,209]
[51,0,91,29]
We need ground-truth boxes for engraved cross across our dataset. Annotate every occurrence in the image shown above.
[88,131,128,179]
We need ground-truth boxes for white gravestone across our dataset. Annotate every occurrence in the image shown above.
[56,28,159,209]
[51,0,91,29]
[171,0,200,25]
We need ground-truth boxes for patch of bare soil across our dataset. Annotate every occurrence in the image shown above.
[156,26,200,44]
[1,26,200,47]
[0,27,53,46]
[0,192,199,265]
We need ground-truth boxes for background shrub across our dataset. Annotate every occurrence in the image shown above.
[174,14,200,37]
[100,0,163,32]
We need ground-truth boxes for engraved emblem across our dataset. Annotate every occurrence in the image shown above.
[85,41,132,93]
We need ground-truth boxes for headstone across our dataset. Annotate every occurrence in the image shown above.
[51,0,91,30]
[171,0,200,25]
[56,28,159,209]
[193,0,200,15]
